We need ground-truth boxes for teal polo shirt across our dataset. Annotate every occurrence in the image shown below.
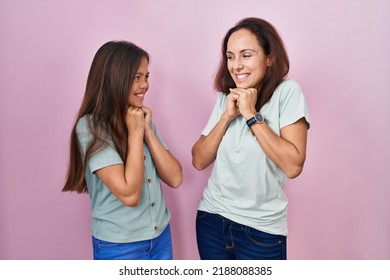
[76,116,170,243]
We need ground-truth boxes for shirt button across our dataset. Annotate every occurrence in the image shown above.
[151,202,155,207]
[147,179,152,183]
[154,226,159,231]
[144,156,146,160]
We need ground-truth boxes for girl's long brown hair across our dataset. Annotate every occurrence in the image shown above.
[214,17,289,111]
[62,41,149,193]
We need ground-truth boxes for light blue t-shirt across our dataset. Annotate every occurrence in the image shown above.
[76,115,170,243]
[198,79,310,236]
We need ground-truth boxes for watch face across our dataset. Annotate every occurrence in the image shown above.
[254,112,264,123]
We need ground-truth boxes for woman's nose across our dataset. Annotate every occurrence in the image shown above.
[232,58,244,70]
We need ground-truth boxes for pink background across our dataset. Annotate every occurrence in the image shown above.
[1,0,389,260]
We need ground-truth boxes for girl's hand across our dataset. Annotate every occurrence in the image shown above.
[125,106,145,135]
[142,106,153,131]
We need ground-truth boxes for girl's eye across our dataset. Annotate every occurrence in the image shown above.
[243,54,252,58]
[145,75,149,81]
[134,76,140,81]
[227,56,233,60]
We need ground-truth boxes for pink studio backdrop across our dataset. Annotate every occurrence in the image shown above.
[1,0,389,260]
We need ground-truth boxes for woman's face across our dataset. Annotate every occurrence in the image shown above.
[226,28,270,89]
[128,57,149,107]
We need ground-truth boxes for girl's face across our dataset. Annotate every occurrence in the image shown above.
[226,28,271,89]
[128,57,149,107]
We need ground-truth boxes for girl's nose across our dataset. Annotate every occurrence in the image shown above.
[140,79,148,89]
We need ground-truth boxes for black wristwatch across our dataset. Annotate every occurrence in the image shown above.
[246,112,264,127]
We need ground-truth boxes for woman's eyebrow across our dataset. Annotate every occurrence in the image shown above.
[226,48,256,54]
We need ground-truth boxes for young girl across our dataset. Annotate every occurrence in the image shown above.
[63,41,183,260]
[192,17,310,260]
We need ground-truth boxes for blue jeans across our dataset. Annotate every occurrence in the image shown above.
[196,211,286,260]
[92,224,173,260]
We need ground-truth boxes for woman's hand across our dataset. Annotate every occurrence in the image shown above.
[223,90,241,121]
[229,88,258,119]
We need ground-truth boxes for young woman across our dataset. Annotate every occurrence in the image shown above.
[192,18,310,260]
[63,41,183,260]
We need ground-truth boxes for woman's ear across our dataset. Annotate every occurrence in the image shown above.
[267,55,274,67]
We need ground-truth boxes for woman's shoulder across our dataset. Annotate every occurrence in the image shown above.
[216,91,227,104]
[276,79,302,92]
[273,79,304,99]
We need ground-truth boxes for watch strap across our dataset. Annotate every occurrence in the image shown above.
[246,117,257,127]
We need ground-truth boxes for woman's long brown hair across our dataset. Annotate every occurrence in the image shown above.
[62,41,149,193]
[214,17,289,111]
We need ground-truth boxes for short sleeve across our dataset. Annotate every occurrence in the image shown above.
[201,93,226,136]
[278,80,311,129]
[76,116,123,173]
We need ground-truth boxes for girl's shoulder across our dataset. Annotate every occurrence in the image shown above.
[76,115,92,134]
